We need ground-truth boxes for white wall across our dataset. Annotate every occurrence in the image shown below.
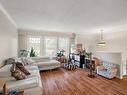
[0,3,18,65]
[76,33,96,51]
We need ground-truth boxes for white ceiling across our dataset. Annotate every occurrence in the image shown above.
[0,0,127,34]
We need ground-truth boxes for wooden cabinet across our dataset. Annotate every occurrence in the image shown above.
[69,53,85,68]
[69,53,97,71]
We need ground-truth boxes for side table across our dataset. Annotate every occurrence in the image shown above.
[0,80,6,95]
[19,91,24,95]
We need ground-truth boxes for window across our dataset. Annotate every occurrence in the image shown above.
[27,35,70,57]
[58,38,69,56]
[45,37,57,56]
[27,36,41,56]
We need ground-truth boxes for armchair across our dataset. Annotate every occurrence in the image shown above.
[96,61,117,79]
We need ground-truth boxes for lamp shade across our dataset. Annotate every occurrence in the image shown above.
[98,41,106,46]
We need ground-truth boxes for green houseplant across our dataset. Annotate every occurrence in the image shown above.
[85,52,92,59]
[56,49,66,63]
[30,47,36,57]
[56,49,65,57]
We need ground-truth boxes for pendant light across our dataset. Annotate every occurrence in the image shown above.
[98,30,106,46]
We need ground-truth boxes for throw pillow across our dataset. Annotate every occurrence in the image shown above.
[10,64,26,80]
[19,57,34,65]
[16,62,30,75]
[0,61,5,68]
[26,57,35,64]
[4,58,15,65]
[20,57,27,65]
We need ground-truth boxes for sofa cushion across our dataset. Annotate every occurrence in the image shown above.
[4,58,15,65]
[37,60,60,67]
[0,64,12,77]
[6,76,39,92]
[25,65,39,71]
[0,76,16,81]
[102,61,116,69]
[16,57,35,65]
[0,61,5,68]
[32,56,50,62]
[28,70,40,78]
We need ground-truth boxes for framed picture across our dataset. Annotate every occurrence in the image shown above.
[76,44,82,54]
[77,44,82,49]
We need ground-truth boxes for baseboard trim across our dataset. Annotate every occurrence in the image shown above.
[116,76,123,79]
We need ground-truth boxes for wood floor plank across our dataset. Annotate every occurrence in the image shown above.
[40,68,127,95]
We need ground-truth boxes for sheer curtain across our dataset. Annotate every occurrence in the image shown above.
[45,37,57,57]
[27,36,41,56]
[58,38,69,57]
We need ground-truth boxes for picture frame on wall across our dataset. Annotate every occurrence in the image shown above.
[77,44,82,49]
[76,44,82,54]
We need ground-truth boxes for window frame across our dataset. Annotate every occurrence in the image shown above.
[27,35,70,57]
[27,35,41,56]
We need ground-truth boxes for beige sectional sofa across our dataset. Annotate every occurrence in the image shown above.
[0,56,61,95]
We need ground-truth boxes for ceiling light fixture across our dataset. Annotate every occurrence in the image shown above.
[98,30,106,46]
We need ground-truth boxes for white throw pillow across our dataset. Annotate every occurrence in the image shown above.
[26,57,35,64]
[17,57,35,65]
[0,61,5,68]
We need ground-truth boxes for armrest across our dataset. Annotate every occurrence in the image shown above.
[96,66,105,70]
[96,66,105,74]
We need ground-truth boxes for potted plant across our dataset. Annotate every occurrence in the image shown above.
[85,52,92,59]
[56,49,65,57]
[85,52,95,78]
[30,47,37,57]
[56,49,66,63]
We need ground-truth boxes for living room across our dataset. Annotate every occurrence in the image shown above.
[0,0,127,95]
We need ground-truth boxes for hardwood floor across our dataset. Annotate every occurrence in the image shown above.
[40,68,127,95]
